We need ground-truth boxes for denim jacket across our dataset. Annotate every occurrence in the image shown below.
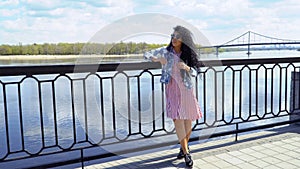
[144,47,194,89]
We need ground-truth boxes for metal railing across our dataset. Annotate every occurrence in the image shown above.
[1,57,300,168]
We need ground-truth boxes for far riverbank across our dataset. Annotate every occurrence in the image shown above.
[0,54,144,65]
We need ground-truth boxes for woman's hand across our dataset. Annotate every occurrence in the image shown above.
[152,57,167,65]
[177,62,190,71]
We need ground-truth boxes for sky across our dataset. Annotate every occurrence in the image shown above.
[1,0,300,46]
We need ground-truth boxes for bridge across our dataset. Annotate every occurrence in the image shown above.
[200,31,300,56]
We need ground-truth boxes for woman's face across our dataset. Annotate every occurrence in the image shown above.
[171,31,182,48]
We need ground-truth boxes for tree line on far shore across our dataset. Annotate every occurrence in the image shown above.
[0,42,168,55]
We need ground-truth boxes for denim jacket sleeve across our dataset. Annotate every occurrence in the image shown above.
[144,47,173,84]
[143,47,167,60]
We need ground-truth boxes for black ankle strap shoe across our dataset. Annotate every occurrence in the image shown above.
[184,153,193,167]
[177,146,190,159]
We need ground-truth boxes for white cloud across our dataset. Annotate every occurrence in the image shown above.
[0,0,135,44]
[0,8,20,17]
[0,0,19,6]
[172,0,300,44]
[21,0,64,10]
[1,0,300,45]
[233,0,300,41]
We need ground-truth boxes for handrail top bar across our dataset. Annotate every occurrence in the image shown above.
[0,56,300,76]
[0,62,161,76]
[214,56,300,66]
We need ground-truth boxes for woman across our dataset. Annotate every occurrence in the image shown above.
[144,25,202,167]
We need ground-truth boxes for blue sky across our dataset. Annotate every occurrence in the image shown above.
[0,0,300,45]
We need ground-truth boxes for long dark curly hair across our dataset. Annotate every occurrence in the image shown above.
[166,25,203,70]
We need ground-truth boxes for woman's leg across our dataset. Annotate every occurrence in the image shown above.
[174,119,194,167]
[173,119,189,154]
[184,120,192,144]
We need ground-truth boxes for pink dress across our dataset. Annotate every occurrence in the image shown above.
[165,52,202,121]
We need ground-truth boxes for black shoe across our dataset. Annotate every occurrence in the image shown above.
[177,146,190,159]
[184,153,193,167]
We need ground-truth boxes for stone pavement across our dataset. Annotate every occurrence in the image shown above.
[71,124,300,169]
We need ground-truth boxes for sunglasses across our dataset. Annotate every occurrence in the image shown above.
[171,33,182,39]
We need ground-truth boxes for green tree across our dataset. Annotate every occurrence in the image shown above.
[0,42,169,55]
[0,45,12,55]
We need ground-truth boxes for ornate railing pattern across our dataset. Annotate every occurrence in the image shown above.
[1,58,300,168]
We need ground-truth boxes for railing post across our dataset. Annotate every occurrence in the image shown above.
[290,71,300,125]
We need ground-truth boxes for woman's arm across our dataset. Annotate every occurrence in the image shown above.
[152,57,167,65]
[177,62,192,72]
[144,47,167,65]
